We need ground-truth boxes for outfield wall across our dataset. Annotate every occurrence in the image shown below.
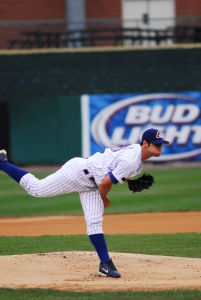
[8,96,81,164]
[1,46,201,164]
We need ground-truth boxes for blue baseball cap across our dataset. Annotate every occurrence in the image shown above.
[141,128,169,145]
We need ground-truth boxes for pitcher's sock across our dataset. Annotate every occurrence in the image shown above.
[0,162,28,183]
[89,233,110,263]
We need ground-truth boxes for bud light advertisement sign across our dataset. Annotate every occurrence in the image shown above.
[81,93,201,161]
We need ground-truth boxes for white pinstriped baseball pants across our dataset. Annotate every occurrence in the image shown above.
[20,158,104,235]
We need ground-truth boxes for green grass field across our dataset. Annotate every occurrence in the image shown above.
[0,288,201,300]
[0,233,201,257]
[0,167,201,216]
[0,166,201,299]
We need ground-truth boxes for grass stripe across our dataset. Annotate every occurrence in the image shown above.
[0,288,201,300]
[0,233,201,258]
[0,167,201,217]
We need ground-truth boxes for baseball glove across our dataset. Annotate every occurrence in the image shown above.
[127,173,154,193]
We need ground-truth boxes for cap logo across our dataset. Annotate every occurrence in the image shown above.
[156,131,161,138]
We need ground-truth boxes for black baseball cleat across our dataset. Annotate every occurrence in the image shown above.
[99,259,121,278]
[0,149,8,162]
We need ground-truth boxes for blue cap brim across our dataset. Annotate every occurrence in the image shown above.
[152,138,169,145]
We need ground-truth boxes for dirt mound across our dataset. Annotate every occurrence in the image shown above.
[0,251,201,291]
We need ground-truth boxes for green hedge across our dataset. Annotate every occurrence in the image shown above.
[1,48,201,101]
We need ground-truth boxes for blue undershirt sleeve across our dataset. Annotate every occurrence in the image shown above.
[108,171,118,185]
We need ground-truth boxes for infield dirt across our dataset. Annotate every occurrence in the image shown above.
[1,212,201,292]
[0,211,201,236]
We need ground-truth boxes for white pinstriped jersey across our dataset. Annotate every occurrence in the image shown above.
[20,144,143,195]
[86,144,143,185]
[19,143,143,236]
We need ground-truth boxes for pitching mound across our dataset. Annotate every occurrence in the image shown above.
[1,251,201,292]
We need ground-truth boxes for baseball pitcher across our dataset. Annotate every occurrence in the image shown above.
[0,128,169,278]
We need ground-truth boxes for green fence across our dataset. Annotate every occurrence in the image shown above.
[1,48,201,102]
[8,96,81,164]
[1,46,201,164]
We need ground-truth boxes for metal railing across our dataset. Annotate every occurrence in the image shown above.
[0,16,201,49]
